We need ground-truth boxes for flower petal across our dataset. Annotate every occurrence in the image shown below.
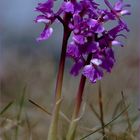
[82,64,103,83]
[37,27,53,41]
[111,40,123,47]
[67,43,81,60]
[35,15,51,24]
[70,60,84,76]
[62,2,74,13]
[73,35,85,45]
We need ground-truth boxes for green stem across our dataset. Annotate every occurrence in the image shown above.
[66,75,86,140]
[66,54,92,140]
[47,26,71,140]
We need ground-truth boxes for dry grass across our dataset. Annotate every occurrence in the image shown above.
[0,42,139,140]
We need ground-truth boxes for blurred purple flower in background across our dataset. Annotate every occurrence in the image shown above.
[35,0,130,83]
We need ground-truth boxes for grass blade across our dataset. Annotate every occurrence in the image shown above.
[29,99,52,116]
[121,91,132,132]
[89,103,100,121]
[15,86,26,140]
[79,105,130,140]
[98,82,106,139]
[29,99,71,123]
[0,101,14,115]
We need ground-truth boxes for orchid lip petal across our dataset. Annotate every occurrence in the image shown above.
[91,59,102,66]
[37,27,53,41]
[36,18,50,24]
[120,10,131,16]
[111,40,123,47]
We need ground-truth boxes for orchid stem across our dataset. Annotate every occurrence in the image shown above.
[66,54,92,140]
[47,26,71,140]
[66,75,86,140]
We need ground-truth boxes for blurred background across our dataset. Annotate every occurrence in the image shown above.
[0,0,139,140]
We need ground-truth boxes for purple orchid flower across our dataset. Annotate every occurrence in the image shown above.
[35,0,130,83]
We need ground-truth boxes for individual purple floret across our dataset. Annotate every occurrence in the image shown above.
[35,0,130,83]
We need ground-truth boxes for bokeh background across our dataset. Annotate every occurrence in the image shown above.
[0,0,139,140]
